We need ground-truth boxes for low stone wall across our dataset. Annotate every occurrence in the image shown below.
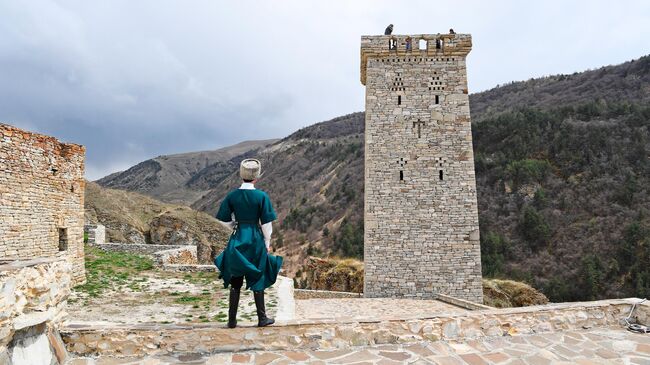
[92,243,186,256]
[152,246,197,266]
[435,293,493,311]
[160,264,215,272]
[91,243,198,268]
[1,257,71,364]
[61,298,644,357]
[294,289,363,299]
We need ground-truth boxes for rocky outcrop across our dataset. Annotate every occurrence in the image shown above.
[295,257,364,294]
[482,279,549,308]
[84,182,229,264]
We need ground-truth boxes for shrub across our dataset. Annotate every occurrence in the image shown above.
[481,232,510,277]
[519,206,551,249]
[506,159,552,189]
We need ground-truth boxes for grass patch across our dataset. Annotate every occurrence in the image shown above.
[74,245,154,297]
[213,313,227,322]
[175,295,202,304]
[182,271,219,285]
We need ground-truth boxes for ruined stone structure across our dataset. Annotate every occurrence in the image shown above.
[84,224,105,245]
[0,258,71,364]
[361,34,482,302]
[0,123,86,284]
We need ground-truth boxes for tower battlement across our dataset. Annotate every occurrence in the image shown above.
[361,32,482,303]
[361,34,472,85]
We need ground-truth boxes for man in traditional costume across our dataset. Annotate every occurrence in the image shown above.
[214,159,283,328]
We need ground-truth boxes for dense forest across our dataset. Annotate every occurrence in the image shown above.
[475,101,650,301]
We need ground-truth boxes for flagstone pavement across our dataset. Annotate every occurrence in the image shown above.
[69,326,650,364]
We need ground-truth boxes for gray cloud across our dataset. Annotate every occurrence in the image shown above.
[0,0,648,179]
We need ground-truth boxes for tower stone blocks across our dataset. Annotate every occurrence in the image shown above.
[0,123,86,284]
[361,33,482,303]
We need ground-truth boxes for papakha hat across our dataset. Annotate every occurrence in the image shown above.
[240,158,262,181]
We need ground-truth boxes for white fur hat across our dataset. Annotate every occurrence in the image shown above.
[240,159,262,181]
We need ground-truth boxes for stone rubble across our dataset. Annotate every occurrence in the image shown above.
[0,257,72,363]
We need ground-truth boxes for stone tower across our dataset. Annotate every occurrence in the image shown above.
[361,33,482,303]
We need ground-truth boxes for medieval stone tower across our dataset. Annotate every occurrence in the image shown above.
[361,33,483,303]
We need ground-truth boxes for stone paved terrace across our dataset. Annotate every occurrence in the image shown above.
[295,298,468,321]
[67,326,650,364]
[62,298,648,358]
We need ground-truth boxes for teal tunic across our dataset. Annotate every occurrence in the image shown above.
[214,188,283,291]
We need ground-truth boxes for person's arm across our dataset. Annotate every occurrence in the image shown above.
[216,196,235,230]
[260,192,277,251]
[261,222,272,250]
[218,213,235,230]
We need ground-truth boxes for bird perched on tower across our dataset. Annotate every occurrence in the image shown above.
[384,24,394,35]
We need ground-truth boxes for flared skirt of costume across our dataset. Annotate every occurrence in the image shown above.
[214,225,283,292]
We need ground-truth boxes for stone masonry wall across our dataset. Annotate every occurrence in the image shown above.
[0,257,72,364]
[361,34,482,302]
[0,123,86,284]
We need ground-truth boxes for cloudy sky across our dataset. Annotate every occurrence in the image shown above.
[1,0,649,179]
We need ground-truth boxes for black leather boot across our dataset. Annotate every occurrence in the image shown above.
[253,291,275,327]
[227,287,240,328]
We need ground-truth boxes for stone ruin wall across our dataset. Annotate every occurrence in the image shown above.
[361,34,483,302]
[0,123,86,284]
[0,258,71,364]
[83,224,105,245]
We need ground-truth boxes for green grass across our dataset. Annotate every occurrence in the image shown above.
[73,245,154,297]
[212,313,227,322]
[175,295,202,304]
[182,271,219,285]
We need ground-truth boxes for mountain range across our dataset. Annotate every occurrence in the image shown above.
[96,54,650,302]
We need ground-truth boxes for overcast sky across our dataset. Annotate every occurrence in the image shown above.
[1,0,649,179]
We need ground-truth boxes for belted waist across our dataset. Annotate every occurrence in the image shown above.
[235,220,259,225]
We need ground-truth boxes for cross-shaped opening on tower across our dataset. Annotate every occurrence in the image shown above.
[412,119,425,138]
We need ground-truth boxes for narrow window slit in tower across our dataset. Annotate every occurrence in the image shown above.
[400,171,404,181]
[398,95,401,105]
[58,228,68,251]
[439,170,444,181]
[435,95,439,104]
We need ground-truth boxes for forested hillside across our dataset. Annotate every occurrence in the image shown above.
[99,55,650,301]
[192,113,365,273]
